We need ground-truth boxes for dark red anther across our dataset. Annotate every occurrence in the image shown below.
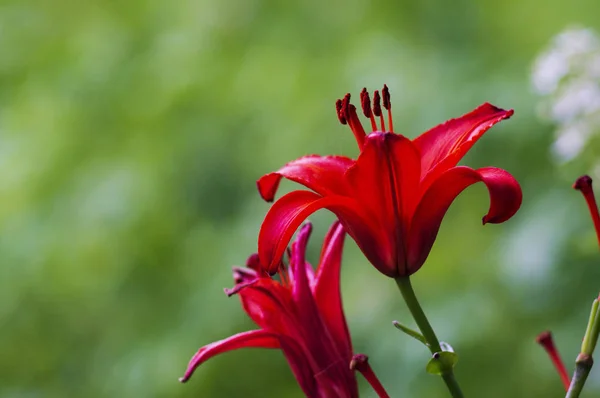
[382,84,391,110]
[372,90,382,117]
[360,88,372,118]
[335,90,367,150]
[372,90,385,131]
[342,93,352,119]
[335,99,346,125]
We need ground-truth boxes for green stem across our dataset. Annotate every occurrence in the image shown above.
[565,354,593,398]
[396,277,464,398]
[442,373,464,398]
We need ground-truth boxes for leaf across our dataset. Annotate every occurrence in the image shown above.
[392,320,428,346]
[426,351,459,375]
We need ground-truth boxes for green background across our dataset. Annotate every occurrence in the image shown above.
[1,0,600,397]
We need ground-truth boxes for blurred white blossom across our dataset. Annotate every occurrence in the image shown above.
[532,27,600,162]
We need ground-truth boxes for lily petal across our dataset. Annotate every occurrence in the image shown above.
[313,221,353,360]
[345,132,421,275]
[414,103,513,186]
[239,279,299,334]
[287,223,316,295]
[289,223,345,374]
[258,190,376,274]
[407,166,522,274]
[289,223,315,305]
[257,155,354,202]
[179,329,280,383]
[277,335,319,397]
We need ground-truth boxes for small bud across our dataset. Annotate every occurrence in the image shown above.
[535,330,570,390]
[573,175,600,249]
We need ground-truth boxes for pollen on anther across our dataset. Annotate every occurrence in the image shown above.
[341,93,352,119]
[382,84,393,132]
[335,99,346,124]
[372,90,382,117]
[382,84,391,110]
[360,88,372,118]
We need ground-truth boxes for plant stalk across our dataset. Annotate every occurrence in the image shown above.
[396,277,464,398]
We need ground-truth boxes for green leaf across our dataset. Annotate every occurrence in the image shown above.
[393,320,428,346]
[426,351,459,375]
[581,297,599,355]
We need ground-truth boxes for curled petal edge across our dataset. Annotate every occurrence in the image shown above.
[179,329,280,383]
[407,166,522,274]
[258,190,371,274]
[414,103,513,175]
[257,155,354,202]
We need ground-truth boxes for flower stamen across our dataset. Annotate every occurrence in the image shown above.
[372,90,386,132]
[382,84,393,133]
[335,99,346,124]
[574,175,600,248]
[360,88,378,132]
[338,93,366,150]
[336,85,396,146]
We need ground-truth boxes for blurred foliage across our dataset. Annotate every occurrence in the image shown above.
[1,0,600,397]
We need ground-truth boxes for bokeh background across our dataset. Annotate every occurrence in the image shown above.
[2,0,600,397]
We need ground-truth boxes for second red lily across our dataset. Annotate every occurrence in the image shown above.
[257,86,522,278]
[180,222,389,397]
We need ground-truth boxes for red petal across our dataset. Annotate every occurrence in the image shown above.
[407,166,522,274]
[287,223,315,295]
[257,155,354,202]
[179,329,280,382]
[288,223,348,374]
[345,133,421,275]
[289,223,315,305]
[313,221,353,360]
[413,103,513,188]
[258,190,372,274]
[239,278,299,334]
[277,335,318,397]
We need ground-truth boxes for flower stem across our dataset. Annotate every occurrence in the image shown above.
[565,295,600,398]
[395,277,464,398]
[565,354,593,398]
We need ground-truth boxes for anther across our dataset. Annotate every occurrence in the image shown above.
[373,90,385,131]
[342,93,351,120]
[360,88,378,131]
[360,88,371,117]
[372,90,381,117]
[335,93,367,149]
[382,85,391,110]
[382,84,394,132]
[336,99,346,125]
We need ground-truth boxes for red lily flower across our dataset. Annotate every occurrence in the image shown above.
[257,86,522,277]
[180,222,389,398]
